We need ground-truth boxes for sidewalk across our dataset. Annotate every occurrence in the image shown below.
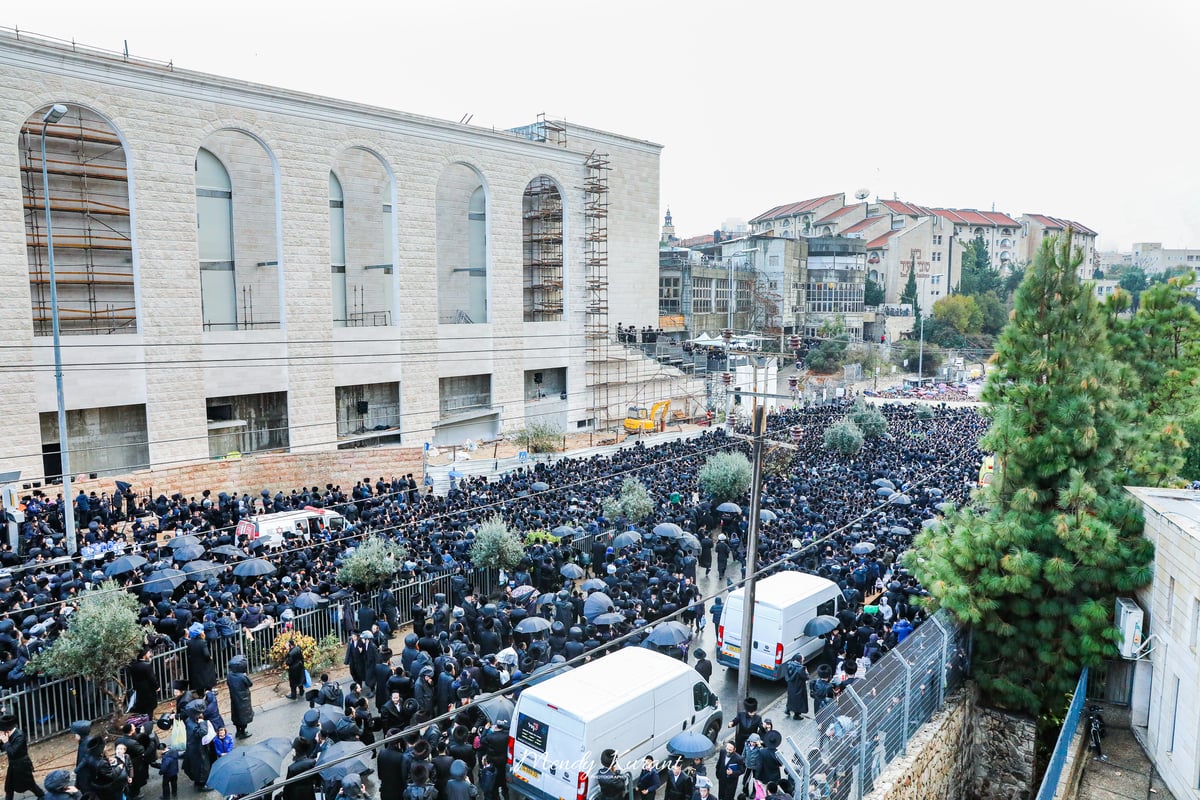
[1077,726,1176,800]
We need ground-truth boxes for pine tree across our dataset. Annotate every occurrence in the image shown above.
[909,232,1154,723]
[900,269,920,322]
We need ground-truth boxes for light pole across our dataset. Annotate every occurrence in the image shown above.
[40,103,77,556]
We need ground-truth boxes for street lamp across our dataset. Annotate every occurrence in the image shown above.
[40,103,77,556]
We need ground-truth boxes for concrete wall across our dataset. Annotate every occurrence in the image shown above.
[0,32,662,482]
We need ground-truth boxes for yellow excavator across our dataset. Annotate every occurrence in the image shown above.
[624,400,671,435]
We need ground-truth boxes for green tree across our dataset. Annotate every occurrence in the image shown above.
[900,269,920,321]
[848,398,887,439]
[892,339,943,376]
[698,451,753,504]
[975,291,1009,335]
[1181,413,1200,481]
[909,232,1155,725]
[933,294,983,334]
[470,515,526,570]
[601,476,655,524]
[958,235,1003,297]
[1119,266,1149,310]
[338,535,405,590]
[30,581,144,730]
[1004,265,1027,297]
[864,278,886,307]
[823,418,864,456]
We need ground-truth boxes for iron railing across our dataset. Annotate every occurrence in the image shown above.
[1034,668,1088,800]
[782,609,971,800]
[0,565,500,744]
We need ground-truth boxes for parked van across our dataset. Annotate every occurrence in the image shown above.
[507,648,722,800]
[716,570,842,680]
[242,507,346,548]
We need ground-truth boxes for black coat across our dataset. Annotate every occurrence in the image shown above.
[2,728,38,793]
[127,658,159,715]
[186,637,216,692]
[784,660,809,716]
[182,718,211,785]
[227,663,254,728]
[377,748,406,800]
[282,757,319,800]
[285,645,306,687]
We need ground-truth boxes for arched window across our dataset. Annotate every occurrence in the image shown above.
[20,104,135,335]
[196,147,236,330]
[436,164,489,323]
[330,172,347,326]
[523,176,563,321]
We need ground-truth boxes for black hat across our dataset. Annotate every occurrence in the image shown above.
[0,714,17,732]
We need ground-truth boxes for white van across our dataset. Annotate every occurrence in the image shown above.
[716,571,842,680]
[242,507,346,548]
[507,648,722,800]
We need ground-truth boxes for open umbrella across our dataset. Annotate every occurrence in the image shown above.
[511,585,538,603]
[759,509,778,522]
[678,534,701,552]
[592,612,626,627]
[612,531,641,549]
[244,737,293,765]
[646,621,692,647]
[888,494,912,506]
[206,751,279,796]
[583,592,614,621]
[182,560,222,579]
[210,545,245,559]
[233,558,276,578]
[872,478,895,490]
[316,741,373,781]
[803,615,840,637]
[581,578,608,592]
[652,523,684,539]
[292,592,326,610]
[559,563,585,580]
[716,502,742,515]
[851,542,875,555]
[514,616,553,635]
[104,554,147,577]
[552,525,576,538]
[667,730,717,760]
[316,704,348,726]
[875,487,895,498]
[926,487,944,497]
[171,544,206,562]
[166,535,201,550]
[530,481,550,492]
[142,569,187,595]
[475,696,515,727]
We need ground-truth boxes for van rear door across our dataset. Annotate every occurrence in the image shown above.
[510,705,586,800]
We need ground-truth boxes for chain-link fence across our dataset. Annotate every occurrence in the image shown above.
[783,609,971,800]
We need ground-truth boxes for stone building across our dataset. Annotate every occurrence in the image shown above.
[0,30,662,482]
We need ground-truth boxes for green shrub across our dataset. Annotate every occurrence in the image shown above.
[470,515,525,570]
[698,451,753,503]
[337,536,405,590]
[601,477,654,524]
[824,418,864,456]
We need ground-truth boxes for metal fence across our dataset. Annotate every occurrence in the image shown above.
[783,609,971,800]
[1034,669,1088,800]
[0,564,501,744]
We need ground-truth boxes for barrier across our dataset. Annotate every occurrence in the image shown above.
[1033,668,1088,800]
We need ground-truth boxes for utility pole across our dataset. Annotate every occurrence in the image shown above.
[736,404,767,709]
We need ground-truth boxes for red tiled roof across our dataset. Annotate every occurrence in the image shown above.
[750,193,842,223]
[932,208,1020,229]
[841,216,886,235]
[813,203,865,225]
[866,230,901,249]
[981,211,1020,227]
[880,200,934,217]
[1026,214,1097,237]
[932,208,970,225]
[677,234,715,247]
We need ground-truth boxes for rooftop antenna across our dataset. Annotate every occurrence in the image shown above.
[459,113,473,125]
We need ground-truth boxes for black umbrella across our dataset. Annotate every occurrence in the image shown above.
[678,534,701,552]
[612,531,641,549]
[511,585,537,604]
[716,502,742,514]
[104,554,147,577]
[171,544,206,562]
[233,558,276,578]
[889,526,911,537]
[872,478,895,490]
[166,535,201,550]
[316,741,373,781]
[593,612,625,627]
[552,525,576,538]
[475,696,515,726]
[646,621,692,647]
[244,738,293,767]
[583,592,614,621]
[559,563,585,580]
[851,542,875,555]
[210,545,246,559]
[514,616,553,635]
[143,569,187,595]
[652,523,684,539]
[580,578,607,592]
[759,509,778,522]
[803,615,840,637]
[667,730,717,760]
[316,704,348,726]
[531,481,550,492]
[292,592,325,610]
[888,494,912,506]
[206,751,278,796]
[182,560,222,579]
[875,487,895,498]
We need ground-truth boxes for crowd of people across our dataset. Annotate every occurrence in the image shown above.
[0,400,987,800]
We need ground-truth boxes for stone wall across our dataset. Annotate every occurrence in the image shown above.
[865,685,1037,800]
[66,446,424,502]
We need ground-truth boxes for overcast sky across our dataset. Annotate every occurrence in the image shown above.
[13,0,1199,251]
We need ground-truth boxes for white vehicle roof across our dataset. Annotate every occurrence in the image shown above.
[726,571,838,608]
[517,647,697,722]
[252,508,341,522]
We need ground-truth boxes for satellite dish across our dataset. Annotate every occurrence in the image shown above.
[854,188,870,201]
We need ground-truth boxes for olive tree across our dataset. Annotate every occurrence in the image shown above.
[337,535,405,590]
[601,477,655,525]
[848,398,887,439]
[698,451,753,504]
[30,581,144,731]
[470,515,525,571]
[823,418,864,456]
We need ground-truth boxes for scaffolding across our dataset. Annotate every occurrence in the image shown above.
[583,151,612,431]
[19,106,136,335]
[522,176,564,321]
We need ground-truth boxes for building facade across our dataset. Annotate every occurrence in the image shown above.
[1131,242,1200,275]
[1020,214,1098,278]
[0,30,661,482]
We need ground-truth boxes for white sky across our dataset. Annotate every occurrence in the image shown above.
[12,0,1200,251]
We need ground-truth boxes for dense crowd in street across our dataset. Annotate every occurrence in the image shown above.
[0,401,988,800]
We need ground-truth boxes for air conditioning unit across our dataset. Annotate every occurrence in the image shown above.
[1116,597,1144,659]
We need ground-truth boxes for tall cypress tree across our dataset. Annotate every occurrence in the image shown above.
[910,232,1154,722]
